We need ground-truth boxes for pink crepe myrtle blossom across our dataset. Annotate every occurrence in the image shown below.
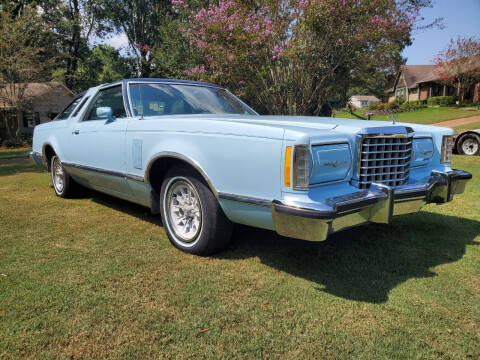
[179,0,435,114]
[136,44,151,51]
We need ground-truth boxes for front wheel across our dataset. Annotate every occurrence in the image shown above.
[51,155,77,198]
[160,166,233,255]
[457,133,480,156]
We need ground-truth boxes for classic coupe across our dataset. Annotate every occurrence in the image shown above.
[30,79,472,255]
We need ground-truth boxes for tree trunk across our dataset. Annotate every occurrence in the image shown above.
[15,108,23,144]
[65,0,81,90]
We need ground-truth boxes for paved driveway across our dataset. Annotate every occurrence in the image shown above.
[432,115,480,128]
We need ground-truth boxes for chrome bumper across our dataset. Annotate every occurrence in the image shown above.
[272,169,472,242]
[29,151,47,169]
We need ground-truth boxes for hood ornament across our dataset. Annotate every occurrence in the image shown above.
[388,112,398,125]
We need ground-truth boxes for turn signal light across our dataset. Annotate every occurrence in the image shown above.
[284,146,292,188]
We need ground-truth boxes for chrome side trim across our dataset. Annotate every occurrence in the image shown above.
[125,173,145,182]
[62,162,145,182]
[144,151,218,197]
[218,192,271,207]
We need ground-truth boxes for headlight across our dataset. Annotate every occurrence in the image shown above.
[441,135,454,164]
[412,137,434,166]
[293,145,311,190]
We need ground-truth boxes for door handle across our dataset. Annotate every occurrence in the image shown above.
[72,130,80,135]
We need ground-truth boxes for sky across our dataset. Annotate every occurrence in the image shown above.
[103,0,480,64]
[403,0,480,64]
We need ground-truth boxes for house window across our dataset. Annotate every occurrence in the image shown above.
[395,87,406,100]
[22,112,40,128]
[361,101,369,107]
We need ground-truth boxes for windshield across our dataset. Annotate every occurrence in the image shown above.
[129,83,257,117]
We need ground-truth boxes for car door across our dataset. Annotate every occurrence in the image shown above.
[68,84,131,195]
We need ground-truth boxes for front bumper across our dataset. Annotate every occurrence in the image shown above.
[29,151,47,169]
[272,169,472,242]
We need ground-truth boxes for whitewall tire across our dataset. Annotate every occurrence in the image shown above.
[160,165,233,255]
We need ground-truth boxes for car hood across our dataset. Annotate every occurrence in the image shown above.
[168,114,447,141]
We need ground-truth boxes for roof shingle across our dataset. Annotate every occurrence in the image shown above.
[399,65,438,88]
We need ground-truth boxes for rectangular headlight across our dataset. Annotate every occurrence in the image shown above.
[441,135,454,164]
[293,145,311,190]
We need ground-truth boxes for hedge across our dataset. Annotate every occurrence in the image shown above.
[427,96,457,106]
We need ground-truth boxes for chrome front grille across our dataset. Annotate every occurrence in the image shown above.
[357,136,413,189]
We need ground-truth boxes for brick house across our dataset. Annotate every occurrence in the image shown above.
[385,64,480,103]
[0,82,74,138]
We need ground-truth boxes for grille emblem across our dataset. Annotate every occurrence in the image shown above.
[323,160,347,168]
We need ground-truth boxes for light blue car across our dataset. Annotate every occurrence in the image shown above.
[30,79,472,255]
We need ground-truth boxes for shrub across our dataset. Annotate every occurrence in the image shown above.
[2,139,17,148]
[398,101,428,110]
[427,96,456,106]
[375,102,385,110]
[406,100,426,106]
[21,134,32,147]
[386,102,399,110]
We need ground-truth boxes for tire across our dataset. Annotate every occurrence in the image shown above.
[456,133,480,156]
[50,155,77,198]
[160,165,233,255]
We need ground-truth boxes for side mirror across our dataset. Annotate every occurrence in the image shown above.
[96,106,113,120]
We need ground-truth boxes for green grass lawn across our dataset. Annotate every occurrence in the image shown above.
[0,157,479,359]
[0,147,31,159]
[453,121,480,134]
[334,106,480,125]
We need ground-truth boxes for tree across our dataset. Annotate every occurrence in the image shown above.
[98,0,210,78]
[149,9,205,79]
[179,0,437,116]
[0,7,55,143]
[40,0,108,90]
[71,44,135,90]
[433,37,480,102]
[97,0,172,77]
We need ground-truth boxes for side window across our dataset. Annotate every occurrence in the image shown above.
[55,97,83,121]
[72,96,89,117]
[85,86,126,121]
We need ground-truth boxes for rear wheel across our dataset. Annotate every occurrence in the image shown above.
[51,156,77,198]
[160,165,233,255]
[457,133,480,156]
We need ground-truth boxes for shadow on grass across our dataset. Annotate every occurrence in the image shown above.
[77,188,479,304]
[86,188,163,227]
[220,213,479,303]
[0,162,42,177]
